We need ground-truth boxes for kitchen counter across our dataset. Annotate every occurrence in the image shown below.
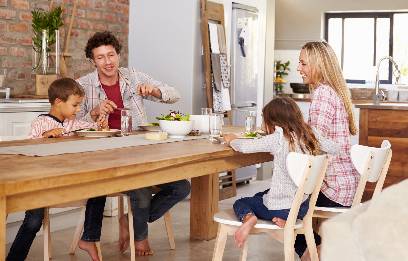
[354,102,408,110]
[0,99,50,112]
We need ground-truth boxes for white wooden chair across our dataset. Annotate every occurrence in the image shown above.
[67,192,175,261]
[313,140,392,219]
[212,153,329,261]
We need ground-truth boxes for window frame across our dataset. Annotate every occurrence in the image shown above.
[324,12,400,84]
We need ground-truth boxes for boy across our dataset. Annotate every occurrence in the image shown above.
[7,78,107,261]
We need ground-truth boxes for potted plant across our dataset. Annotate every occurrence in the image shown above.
[31,6,63,96]
[274,60,290,95]
[156,110,192,138]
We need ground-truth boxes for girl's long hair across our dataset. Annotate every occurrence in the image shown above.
[301,41,357,135]
[262,97,319,155]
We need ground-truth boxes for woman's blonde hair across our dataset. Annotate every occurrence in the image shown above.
[263,97,320,155]
[302,41,357,135]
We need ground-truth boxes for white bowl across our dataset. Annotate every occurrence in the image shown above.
[159,120,192,138]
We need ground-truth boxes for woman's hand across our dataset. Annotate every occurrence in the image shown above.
[137,84,162,98]
[90,99,117,121]
[223,133,238,145]
[42,128,65,138]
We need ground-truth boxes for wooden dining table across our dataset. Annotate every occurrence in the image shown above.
[0,131,273,258]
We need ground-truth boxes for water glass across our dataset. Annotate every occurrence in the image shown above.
[120,108,132,136]
[209,113,223,141]
[201,107,213,115]
[245,111,256,133]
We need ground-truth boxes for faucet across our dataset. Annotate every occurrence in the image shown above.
[374,56,401,104]
[0,87,10,99]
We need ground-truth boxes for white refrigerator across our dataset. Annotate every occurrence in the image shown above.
[230,3,260,182]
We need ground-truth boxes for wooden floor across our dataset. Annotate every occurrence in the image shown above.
[7,181,295,261]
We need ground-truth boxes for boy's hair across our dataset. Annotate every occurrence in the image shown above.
[48,78,84,104]
[262,97,319,155]
[301,41,357,135]
[85,31,122,59]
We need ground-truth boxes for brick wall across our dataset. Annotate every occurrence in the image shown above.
[0,0,129,96]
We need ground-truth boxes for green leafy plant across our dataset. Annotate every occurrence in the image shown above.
[156,110,190,121]
[31,7,64,53]
[274,60,290,93]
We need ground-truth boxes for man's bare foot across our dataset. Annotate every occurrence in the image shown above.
[135,238,154,256]
[78,240,101,261]
[234,214,257,248]
[118,215,130,253]
[272,217,286,228]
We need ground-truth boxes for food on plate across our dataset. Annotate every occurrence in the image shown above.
[156,110,190,121]
[145,131,168,141]
[244,131,257,138]
[188,130,200,136]
[88,128,96,131]
[148,122,160,126]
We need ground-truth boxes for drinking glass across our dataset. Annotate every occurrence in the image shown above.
[245,111,256,133]
[201,107,213,115]
[209,113,223,141]
[120,108,132,136]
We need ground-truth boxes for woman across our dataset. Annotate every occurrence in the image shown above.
[295,41,359,260]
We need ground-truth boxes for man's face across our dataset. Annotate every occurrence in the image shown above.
[91,45,120,80]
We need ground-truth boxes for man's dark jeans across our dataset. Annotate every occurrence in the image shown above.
[81,179,191,242]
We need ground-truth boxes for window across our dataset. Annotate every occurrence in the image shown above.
[325,12,408,84]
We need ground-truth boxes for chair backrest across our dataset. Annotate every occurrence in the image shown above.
[285,152,329,226]
[350,140,392,206]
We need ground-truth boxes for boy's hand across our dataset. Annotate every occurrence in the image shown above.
[223,133,238,145]
[42,128,65,138]
[97,115,109,130]
[137,84,162,98]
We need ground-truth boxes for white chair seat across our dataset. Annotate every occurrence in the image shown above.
[314,206,349,213]
[214,209,304,230]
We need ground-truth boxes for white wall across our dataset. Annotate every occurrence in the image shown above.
[129,0,204,121]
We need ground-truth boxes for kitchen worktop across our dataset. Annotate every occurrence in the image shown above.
[354,102,408,110]
[0,98,50,112]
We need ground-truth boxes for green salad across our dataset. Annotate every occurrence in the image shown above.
[156,110,190,121]
[147,122,160,126]
[244,132,257,138]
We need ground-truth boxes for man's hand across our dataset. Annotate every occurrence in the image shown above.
[137,84,162,98]
[90,99,117,121]
[42,128,65,138]
[223,133,238,145]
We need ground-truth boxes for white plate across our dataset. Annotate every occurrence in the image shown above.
[76,129,121,137]
[138,124,161,131]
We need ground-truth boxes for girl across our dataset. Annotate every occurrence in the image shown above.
[223,97,338,248]
[296,41,358,260]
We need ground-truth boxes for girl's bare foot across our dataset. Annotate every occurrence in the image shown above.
[118,215,130,252]
[272,217,286,228]
[135,238,154,256]
[78,240,101,261]
[234,214,257,248]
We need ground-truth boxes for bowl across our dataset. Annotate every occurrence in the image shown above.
[290,83,310,94]
[159,120,193,138]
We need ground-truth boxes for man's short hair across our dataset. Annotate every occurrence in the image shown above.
[48,78,84,104]
[85,31,122,59]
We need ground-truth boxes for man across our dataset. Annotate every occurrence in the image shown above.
[76,31,190,260]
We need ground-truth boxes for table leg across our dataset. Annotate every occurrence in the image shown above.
[190,173,219,240]
[0,195,6,260]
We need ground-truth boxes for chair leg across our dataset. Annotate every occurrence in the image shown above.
[127,196,136,261]
[163,211,176,250]
[304,220,318,261]
[212,224,228,261]
[43,208,51,261]
[69,206,86,255]
[283,229,295,261]
[96,241,103,261]
[240,239,249,261]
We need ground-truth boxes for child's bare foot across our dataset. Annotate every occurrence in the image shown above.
[135,238,154,256]
[78,239,101,261]
[300,248,311,261]
[118,215,130,252]
[234,214,257,248]
[272,217,286,228]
